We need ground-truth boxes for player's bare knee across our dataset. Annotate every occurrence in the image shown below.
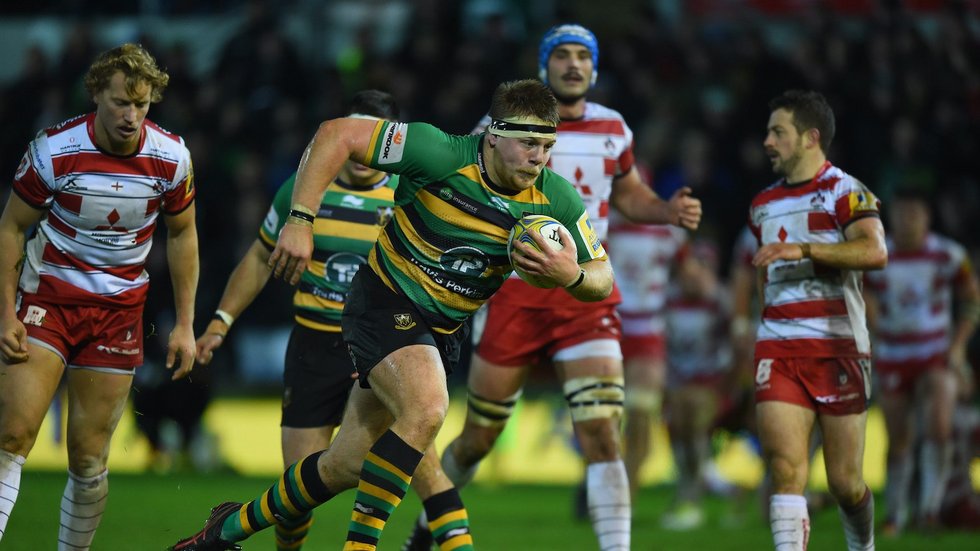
[825,470,864,504]
[767,455,806,493]
[0,424,40,457]
[67,452,108,478]
[574,418,620,461]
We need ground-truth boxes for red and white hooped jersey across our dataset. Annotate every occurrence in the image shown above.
[865,233,973,363]
[732,224,758,271]
[12,113,195,308]
[607,223,687,337]
[748,162,880,358]
[665,287,732,382]
[476,102,633,309]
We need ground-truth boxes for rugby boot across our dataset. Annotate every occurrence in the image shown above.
[168,502,243,551]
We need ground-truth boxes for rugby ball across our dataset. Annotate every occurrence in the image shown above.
[507,214,565,288]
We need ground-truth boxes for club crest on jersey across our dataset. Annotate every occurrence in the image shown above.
[809,192,825,210]
[604,137,615,154]
[393,313,416,330]
[376,206,394,226]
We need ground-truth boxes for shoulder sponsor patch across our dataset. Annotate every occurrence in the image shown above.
[262,205,279,235]
[378,122,408,165]
[576,211,605,259]
[14,152,29,181]
[848,189,879,213]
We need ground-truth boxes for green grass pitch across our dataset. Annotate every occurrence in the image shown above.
[5,470,977,549]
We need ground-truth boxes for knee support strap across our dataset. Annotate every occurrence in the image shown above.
[466,389,523,428]
[564,376,625,422]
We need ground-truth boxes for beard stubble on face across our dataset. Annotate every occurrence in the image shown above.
[554,90,586,105]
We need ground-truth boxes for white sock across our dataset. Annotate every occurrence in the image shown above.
[919,440,952,518]
[0,450,26,541]
[838,486,874,551]
[441,446,478,489]
[884,455,912,526]
[770,494,810,550]
[587,460,630,551]
[58,469,108,550]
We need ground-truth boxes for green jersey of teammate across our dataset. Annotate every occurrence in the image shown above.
[259,172,398,331]
[361,121,606,328]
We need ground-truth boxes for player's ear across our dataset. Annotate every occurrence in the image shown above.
[806,128,820,150]
[487,134,497,148]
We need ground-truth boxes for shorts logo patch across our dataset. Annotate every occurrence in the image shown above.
[394,313,416,330]
[96,344,140,356]
[23,305,47,326]
[755,358,773,386]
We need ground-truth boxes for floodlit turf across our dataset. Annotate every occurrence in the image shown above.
[6,470,977,550]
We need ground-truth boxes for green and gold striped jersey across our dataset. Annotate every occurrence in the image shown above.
[259,172,398,331]
[362,121,606,330]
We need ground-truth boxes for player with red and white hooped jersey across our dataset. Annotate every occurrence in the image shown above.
[861,189,980,533]
[0,44,198,550]
[749,161,880,359]
[865,233,972,370]
[13,113,194,309]
[750,90,887,551]
[607,220,687,358]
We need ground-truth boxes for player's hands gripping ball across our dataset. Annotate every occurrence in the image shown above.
[507,215,579,288]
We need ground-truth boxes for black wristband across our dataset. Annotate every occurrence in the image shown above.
[565,268,586,289]
[288,209,315,223]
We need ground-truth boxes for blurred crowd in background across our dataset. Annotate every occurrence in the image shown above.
[1,0,978,392]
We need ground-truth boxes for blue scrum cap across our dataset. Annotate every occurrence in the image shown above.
[538,24,599,86]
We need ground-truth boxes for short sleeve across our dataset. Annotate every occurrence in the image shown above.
[162,147,196,214]
[259,174,296,247]
[833,179,880,228]
[12,133,56,208]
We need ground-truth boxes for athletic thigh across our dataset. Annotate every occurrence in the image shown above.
[467,353,529,402]
[877,391,914,453]
[282,325,354,428]
[65,367,134,474]
[755,401,816,494]
[818,410,868,498]
[0,346,65,454]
